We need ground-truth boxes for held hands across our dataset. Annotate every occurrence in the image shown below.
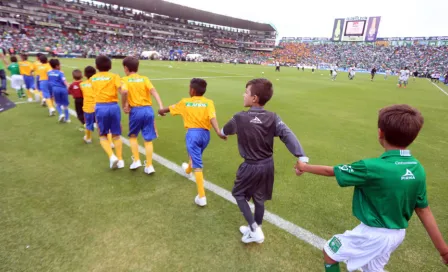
[442,251,448,265]
[158,109,166,117]
[217,131,227,141]
[294,160,307,176]
[123,104,130,114]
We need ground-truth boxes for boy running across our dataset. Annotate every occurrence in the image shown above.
[295,104,448,271]
[35,55,55,116]
[80,66,96,144]
[221,78,308,244]
[7,56,25,99]
[91,55,124,169]
[121,57,164,175]
[158,78,226,206]
[48,59,70,123]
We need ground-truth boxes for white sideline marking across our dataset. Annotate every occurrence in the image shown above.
[427,79,448,96]
[65,107,326,249]
[150,75,253,81]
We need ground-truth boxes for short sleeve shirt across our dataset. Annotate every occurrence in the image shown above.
[169,96,216,130]
[334,150,427,229]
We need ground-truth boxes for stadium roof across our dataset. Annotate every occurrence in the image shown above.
[98,0,276,32]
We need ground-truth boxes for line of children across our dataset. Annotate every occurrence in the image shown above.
[7,56,25,99]
[47,59,70,123]
[35,55,55,116]
[20,55,448,270]
[68,69,85,130]
[19,54,36,102]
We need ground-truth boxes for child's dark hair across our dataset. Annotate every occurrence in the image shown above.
[190,78,207,96]
[122,56,139,72]
[10,56,17,62]
[378,104,424,147]
[49,59,60,69]
[95,55,111,72]
[36,53,42,59]
[246,78,273,106]
[72,69,82,80]
[20,54,28,60]
[84,66,96,79]
[39,54,48,64]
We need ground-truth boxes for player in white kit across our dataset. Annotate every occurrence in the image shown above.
[348,66,356,80]
[398,67,410,88]
[331,65,338,81]
[384,69,391,80]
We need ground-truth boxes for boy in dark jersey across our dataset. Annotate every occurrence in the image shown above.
[222,78,309,243]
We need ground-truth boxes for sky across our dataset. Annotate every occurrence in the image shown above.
[166,0,448,38]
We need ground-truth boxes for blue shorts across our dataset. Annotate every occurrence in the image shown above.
[39,80,51,99]
[53,87,69,106]
[84,112,95,131]
[23,75,35,90]
[186,128,210,169]
[128,106,157,141]
[36,76,40,90]
[95,102,121,136]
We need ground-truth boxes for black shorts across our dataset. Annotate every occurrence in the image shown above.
[232,157,274,202]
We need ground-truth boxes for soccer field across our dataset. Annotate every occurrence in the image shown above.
[1,59,448,272]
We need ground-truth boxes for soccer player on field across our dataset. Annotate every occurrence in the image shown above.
[158,78,226,206]
[48,59,70,123]
[221,78,308,244]
[121,57,164,175]
[91,56,124,169]
[7,56,25,99]
[398,67,410,88]
[19,54,36,102]
[35,55,55,116]
[370,66,377,81]
[80,66,97,144]
[295,104,448,271]
[34,53,43,103]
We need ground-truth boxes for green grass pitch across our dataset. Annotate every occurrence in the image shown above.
[1,59,448,272]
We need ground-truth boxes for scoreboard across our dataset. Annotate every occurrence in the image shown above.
[331,16,381,42]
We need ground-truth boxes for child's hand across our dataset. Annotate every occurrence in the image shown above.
[158,109,166,117]
[217,132,227,140]
[123,105,130,114]
[294,160,307,176]
[442,251,448,265]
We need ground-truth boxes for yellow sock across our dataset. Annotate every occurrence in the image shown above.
[144,141,153,167]
[185,162,192,174]
[129,137,140,162]
[39,92,43,100]
[26,89,33,99]
[85,130,92,140]
[113,137,123,160]
[100,137,114,158]
[46,99,54,109]
[107,133,113,144]
[194,170,205,198]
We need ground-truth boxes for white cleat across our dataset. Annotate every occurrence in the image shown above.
[130,159,142,170]
[242,227,265,244]
[109,154,119,169]
[144,164,155,175]
[239,225,251,235]
[27,98,33,102]
[41,99,46,106]
[83,136,92,144]
[49,109,56,116]
[65,119,71,123]
[58,114,65,123]
[182,162,193,177]
[194,195,207,207]
[117,160,125,169]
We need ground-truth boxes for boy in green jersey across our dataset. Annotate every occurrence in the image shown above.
[295,104,448,271]
[7,56,25,98]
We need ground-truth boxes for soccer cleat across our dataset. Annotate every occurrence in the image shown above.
[109,154,119,169]
[27,98,33,102]
[117,160,125,169]
[144,164,155,175]
[182,162,193,177]
[83,136,92,144]
[130,158,142,170]
[65,119,71,123]
[239,225,251,235]
[58,114,65,123]
[41,99,46,106]
[241,227,265,244]
[49,109,56,116]
[194,195,207,207]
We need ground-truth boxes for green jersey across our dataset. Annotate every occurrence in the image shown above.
[334,150,427,229]
[8,63,20,75]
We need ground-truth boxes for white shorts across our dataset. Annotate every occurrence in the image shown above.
[324,223,405,272]
[11,75,25,90]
